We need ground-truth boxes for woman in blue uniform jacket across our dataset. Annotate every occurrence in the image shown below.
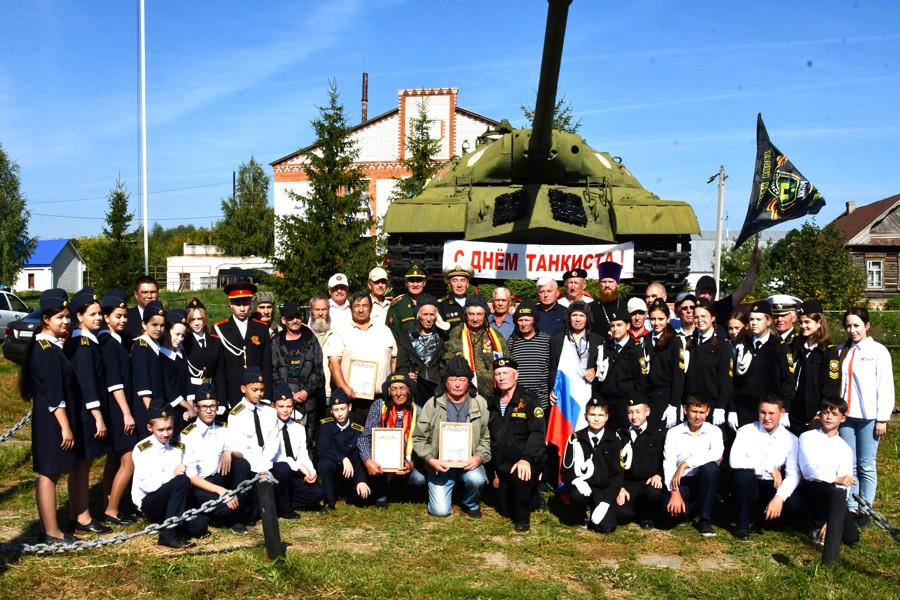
[789,300,839,436]
[19,289,78,543]
[63,287,113,534]
[131,300,167,440]
[160,309,194,436]
[98,290,138,525]
[683,299,734,429]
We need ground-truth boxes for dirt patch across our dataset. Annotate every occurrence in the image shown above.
[639,554,683,568]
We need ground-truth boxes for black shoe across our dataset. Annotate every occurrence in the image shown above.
[465,508,483,519]
[323,502,336,512]
[697,519,716,537]
[100,513,135,526]
[375,499,388,510]
[855,513,872,529]
[808,527,824,546]
[278,510,300,520]
[190,529,211,540]
[158,536,194,549]
[734,529,750,542]
[41,533,79,545]
[230,523,248,535]
[72,519,113,534]
[639,520,655,531]
[514,522,530,532]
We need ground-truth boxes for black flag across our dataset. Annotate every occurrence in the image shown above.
[734,114,826,248]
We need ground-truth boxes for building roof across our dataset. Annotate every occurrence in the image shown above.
[26,239,71,267]
[831,194,900,246]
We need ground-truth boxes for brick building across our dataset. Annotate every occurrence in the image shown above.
[270,88,497,236]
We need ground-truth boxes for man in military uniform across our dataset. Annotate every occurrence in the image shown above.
[438,262,473,330]
[386,263,428,336]
[488,358,546,532]
[211,281,273,412]
[767,294,801,345]
[615,397,667,530]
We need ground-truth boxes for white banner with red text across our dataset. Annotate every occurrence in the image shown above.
[442,240,634,281]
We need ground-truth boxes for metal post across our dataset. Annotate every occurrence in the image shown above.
[140,0,149,276]
[255,477,285,560]
[713,165,726,287]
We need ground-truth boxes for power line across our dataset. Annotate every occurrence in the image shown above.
[31,212,220,221]
[28,181,231,205]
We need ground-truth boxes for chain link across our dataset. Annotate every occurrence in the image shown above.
[0,410,32,444]
[0,471,278,555]
[854,493,900,542]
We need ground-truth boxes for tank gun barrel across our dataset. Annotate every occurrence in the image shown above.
[528,0,572,160]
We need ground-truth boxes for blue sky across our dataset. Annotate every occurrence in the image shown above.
[2,0,898,241]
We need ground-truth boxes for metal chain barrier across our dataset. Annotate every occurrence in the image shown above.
[854,493,900,542]
[0,410,32,444]
[0,471,277,555]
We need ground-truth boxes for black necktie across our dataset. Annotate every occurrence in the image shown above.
[253,408,264,448]
[632,426,641,442]
[199,337,206,349]
[282,424,295,459]
[755,340,762,351]
[591,435,599,448]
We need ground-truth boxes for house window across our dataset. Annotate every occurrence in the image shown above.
[867,260,883,289]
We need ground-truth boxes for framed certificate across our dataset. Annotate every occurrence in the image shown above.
[439,422,472,468]
[348,359,378,400]
[371,427,405,472]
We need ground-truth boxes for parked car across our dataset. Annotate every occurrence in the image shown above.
[2,308,41,364]
[0,290,31,331]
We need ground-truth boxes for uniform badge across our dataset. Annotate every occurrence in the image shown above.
[639,356,648,375]
[387,315,395,325]
[137,439,153,452]
[534,407,544,419]
[829,359,839,379]
[786,352,795,374]
[251,335,261,346]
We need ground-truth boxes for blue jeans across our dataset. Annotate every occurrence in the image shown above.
[427,466,487,517]
[839,417,880,510]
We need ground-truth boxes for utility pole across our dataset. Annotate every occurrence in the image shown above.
[707,165,728,288]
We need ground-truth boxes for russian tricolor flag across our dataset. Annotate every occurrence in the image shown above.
[546,369,587,487]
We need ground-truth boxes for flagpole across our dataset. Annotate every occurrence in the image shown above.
[708,166,728,289]
[140,0,149,276]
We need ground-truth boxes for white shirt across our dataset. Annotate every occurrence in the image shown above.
[159,346,185,407]
[663,421,724,491]
[369,296,392,327]
[558,296,593,307]
[273,418,316,475]
[840,337,895,421]
[798,428,853,486]
[329,299,352,330]
[233,316,248,340]
[729,421,800,500]
[224,399,280,472]
[325,321,397,394]
[182,419,228,479]
[131,435,184,507]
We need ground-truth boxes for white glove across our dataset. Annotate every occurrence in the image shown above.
[713,408,725,426]
[736,345,752,375]
[781,414,791,429]
[728,412,739,431]
[663,406,677,429]
[590,501,611,525]
[573,480,592,498]
[597,357,610,382]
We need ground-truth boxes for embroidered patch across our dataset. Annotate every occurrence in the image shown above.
[171,440,185,450]
[230,404,245,416]
[511,412,527,419]
[351,423,364,431]
[534,407,545,419]
[639,356,648,375]
[38,339,51,350]
[182,423,197,435]
[729,358,734,378]
[829,359,839,379]
[388,315,395,325]
[137,439,153,452]
[251,335,261,346]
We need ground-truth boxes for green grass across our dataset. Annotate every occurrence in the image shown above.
[0,354,899,598]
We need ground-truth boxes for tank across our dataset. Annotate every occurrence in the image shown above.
[383,0,699,295]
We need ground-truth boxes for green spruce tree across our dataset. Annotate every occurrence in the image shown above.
[272,79,376,302]
[520,95,582,134]
[214,157,274,257]
[91,178,142,292]
[0,141,37,286]
[390,98,442,201]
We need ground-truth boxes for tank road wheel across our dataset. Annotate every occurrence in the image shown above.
[629,236,692,297]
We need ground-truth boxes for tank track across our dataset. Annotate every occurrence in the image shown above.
[386,235,692,298]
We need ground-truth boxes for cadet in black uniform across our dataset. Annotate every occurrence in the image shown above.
[317,390,369,509]
[131,300,167,440]
[733,300,795,427]
[683,298,734,429]
[615,397,667,529]
[183,297,221,405]
[211,281,273,411]
[789,300,840,436]
[161,309,192,437]
[97,290,138,525]
[562,398,623,533]
[64,287,113,535]
[437,262,472,330]
[20,289,78,543]
[487,358,547,532]
[643,298,685,429]
[594,303,647,431]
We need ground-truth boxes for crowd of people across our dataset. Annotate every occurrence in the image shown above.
[16,257,895,551]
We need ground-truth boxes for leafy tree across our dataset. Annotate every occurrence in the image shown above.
[0,141,37,286]
[390,98,442,201]
[272,79,377,302]
[769,221,865,309]
[90,178,142,292]
[520,95,582,134]
[214,157,274,257]
[717,238,778,302]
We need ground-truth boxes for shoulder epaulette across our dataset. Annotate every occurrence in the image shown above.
[181,422,197,436]
[171,440,185,450]
[320,417,335,424]
[38,339,51,350]
[139,339,148,347]
[438,295,450,302]
[251,318,267,325]
[137,439,153,452]
[390,295,406,307]
[351,423,364,432]
[81,337,90,346]
[213,318,229,326]
[230,403,245,416]
[215,420,228,428]
[570,432,578,441]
